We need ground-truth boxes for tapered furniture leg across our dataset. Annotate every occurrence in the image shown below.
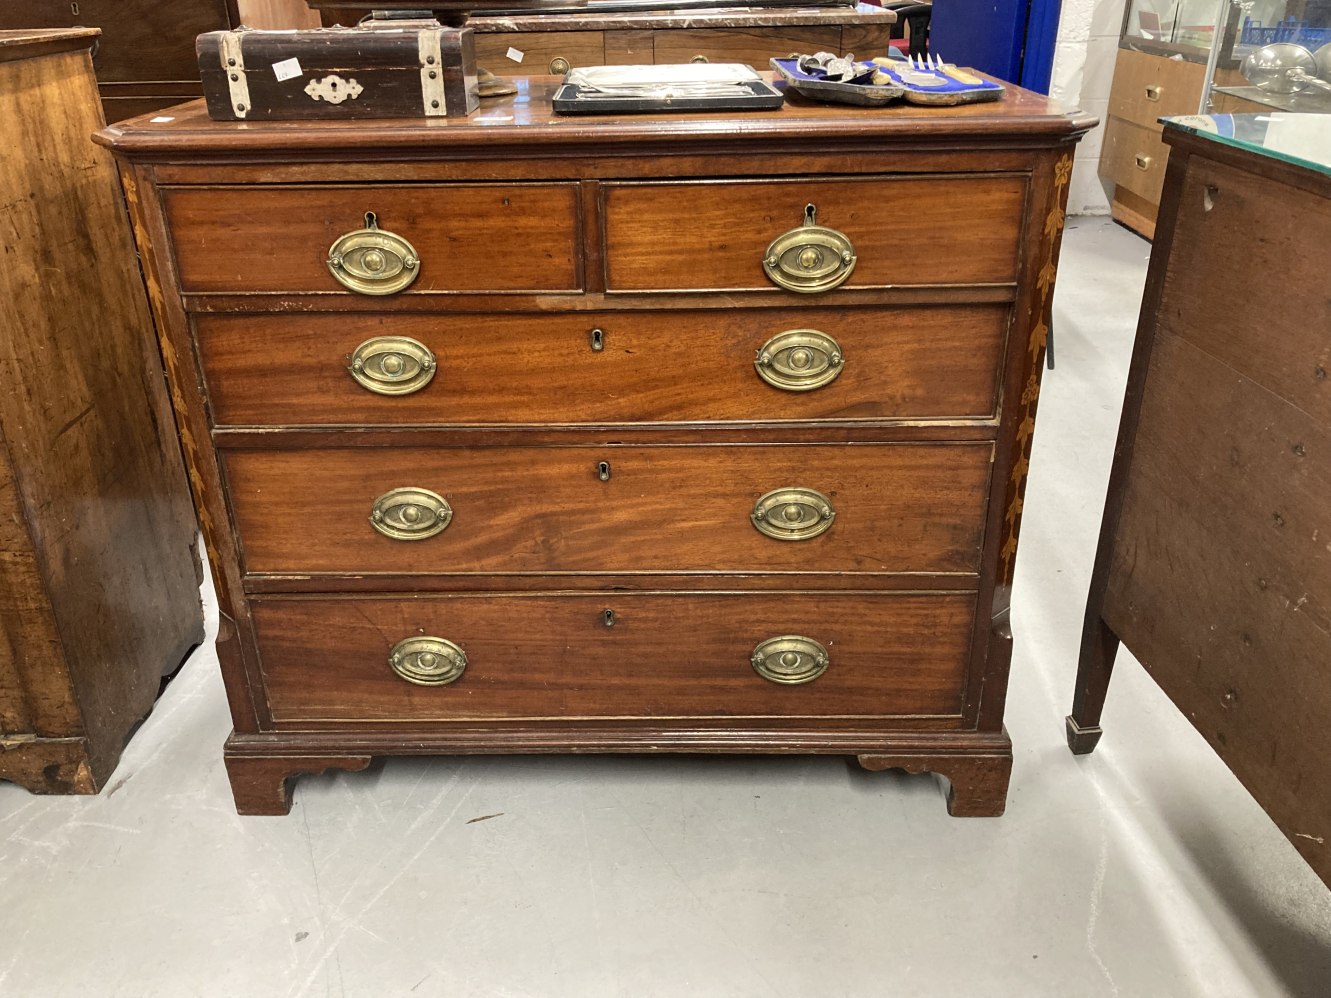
[1066,614,1121,754]
[223,738,372,815]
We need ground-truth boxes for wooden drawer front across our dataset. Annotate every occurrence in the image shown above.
[472,32,605,75]
[224,443,992,577]
[253,592,976,722]
[1107,47,1205,126]
[1101,116,1169,206]
[162,184,581,295]
[652,27,841,66]
[197,304,1009,427]
[602,177,1026,291]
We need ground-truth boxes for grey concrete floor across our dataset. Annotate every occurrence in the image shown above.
[3,218,1330,997]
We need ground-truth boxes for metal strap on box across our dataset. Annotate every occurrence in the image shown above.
[220,32,251,119]
[419,30,446,117]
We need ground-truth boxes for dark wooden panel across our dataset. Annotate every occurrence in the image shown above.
[162,183,582,293]
[652,26,841,65]
[0,0,234,82]
[252,591,976,721]
[602,176,1027,291]
[0,39,203,790]
[196,304,1010,427]
[1103,331,1331,883]
[223,442,993,576]
[1157,156,1331,425]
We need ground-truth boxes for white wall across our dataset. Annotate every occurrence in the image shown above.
[1049,0,1129,213]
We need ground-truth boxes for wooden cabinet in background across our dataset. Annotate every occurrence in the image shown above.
[0,0,318,122]
[1098,47,1206,239]
[0,30,204,795]
[316,5,897,74]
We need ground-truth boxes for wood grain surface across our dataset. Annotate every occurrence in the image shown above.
[195,304,1009,427]
[1094,139,1331,882]
[0,38,203,792]
[223,442,993,577]
[163,183,581,293]
[104,77,1091,814]
[602,176,1026,291]
[473,31,605,74]
[651,26,840,65]
[252,591,976,722]
[95,78,1099,158]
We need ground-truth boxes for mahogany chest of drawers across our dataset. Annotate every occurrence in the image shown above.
[98,81,1093,815]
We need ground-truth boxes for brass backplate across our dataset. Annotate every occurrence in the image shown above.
[327,212,420,295]
[751,486,836,541]
[349,335,436,396]
[751,635,829,685]
[389,636,467,686]
[755,329,844,391]
[762,204,857,294]
[370,486,452,541]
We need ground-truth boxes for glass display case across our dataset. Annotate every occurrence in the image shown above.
[1203,0,1331,112]
[1120,0,1233,58]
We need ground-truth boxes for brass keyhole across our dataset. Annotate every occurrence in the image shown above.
[603,609,616,627]
[597,461,611,481]
[590,328,604,352]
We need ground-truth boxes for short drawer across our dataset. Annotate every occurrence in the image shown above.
[472,31,605,75]
[162,183,581,294]
[601,176,1027,291]
[252,591,976,722]
[196,304,1009,426]
[1100,116,1169,206]
[224,442,992,577]
[1106,46,1205,126]
[652,26,842,66]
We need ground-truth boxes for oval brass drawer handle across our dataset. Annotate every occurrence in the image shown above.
[370,487,452,541]
[763,203,856,294]
[751,486,835,541]
[751,635,829,685]
[390,636,467,686]
[326,211,420,295]
[755,329,844,391]
[348,335,436,395]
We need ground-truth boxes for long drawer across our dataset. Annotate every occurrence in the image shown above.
[162,183,582,294]
[223,442,992,577]
[252,591,977,722]
[602,176,1027,291]
[196,304,1010,427]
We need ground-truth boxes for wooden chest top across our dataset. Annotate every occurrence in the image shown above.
[97,76,1095,159]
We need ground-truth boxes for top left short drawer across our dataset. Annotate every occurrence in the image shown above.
[161,184,582,295]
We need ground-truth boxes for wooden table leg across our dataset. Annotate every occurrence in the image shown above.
[1066,614,1121,754]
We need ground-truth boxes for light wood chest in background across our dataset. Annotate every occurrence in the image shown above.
[99,82,1093,815]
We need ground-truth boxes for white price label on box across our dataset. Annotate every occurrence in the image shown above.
[506,47,525,64]
[272,57,303,82]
